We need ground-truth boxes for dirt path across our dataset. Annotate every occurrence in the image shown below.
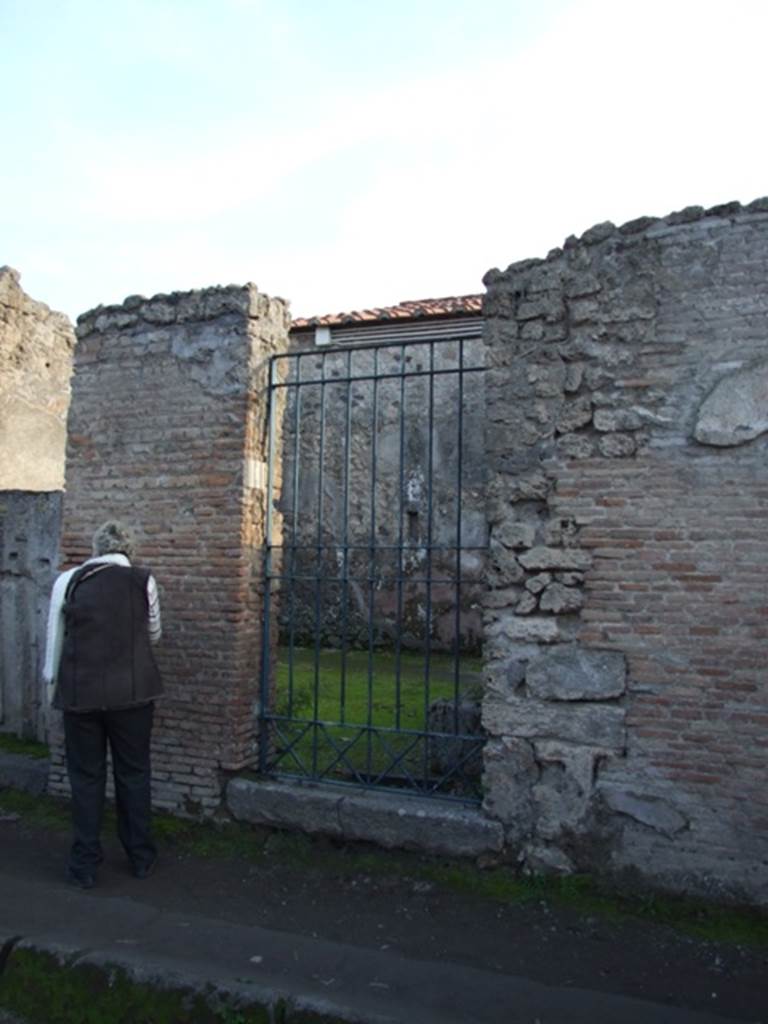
[1,811,766,1022]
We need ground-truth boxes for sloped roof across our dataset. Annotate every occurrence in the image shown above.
[291,294,483,330]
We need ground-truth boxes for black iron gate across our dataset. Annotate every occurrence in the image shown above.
[259,335,487,801]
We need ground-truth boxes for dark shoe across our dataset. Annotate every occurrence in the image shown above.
[132,855,157,880]
[66,866,96,890]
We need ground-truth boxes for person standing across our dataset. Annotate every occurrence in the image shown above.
[43,520,163,889]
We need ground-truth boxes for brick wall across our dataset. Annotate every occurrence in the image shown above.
[48,285,290,813]
[481,200,768,904]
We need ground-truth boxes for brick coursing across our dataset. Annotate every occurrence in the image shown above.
[48,285,290,813]
[481,200,768,903]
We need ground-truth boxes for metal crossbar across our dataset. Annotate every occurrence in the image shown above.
[258,336,487,802]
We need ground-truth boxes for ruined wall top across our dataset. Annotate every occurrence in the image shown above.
[484,197,768,285]
[0,266,75,491]
[75,282,290,339]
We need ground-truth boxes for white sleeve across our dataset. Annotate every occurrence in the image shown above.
[43,569,75,685]
[146,574,162,644]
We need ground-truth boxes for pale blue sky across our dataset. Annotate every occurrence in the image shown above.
[3,0,767,321]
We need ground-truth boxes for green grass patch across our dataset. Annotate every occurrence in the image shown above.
[417,862,768,947]
[0,732,50,759]
[0,946,356,1023]
[0,947,275,1024]
[152,811,272,862]
[271,647,483,790]
[276,647,482,726]
[0,787,71,830]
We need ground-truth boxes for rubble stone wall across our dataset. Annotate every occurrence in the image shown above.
[481,200,768,904]
[47,285,290,813]
[0,267,74,491]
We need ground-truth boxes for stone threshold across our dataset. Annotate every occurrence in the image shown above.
[226,776,504,858]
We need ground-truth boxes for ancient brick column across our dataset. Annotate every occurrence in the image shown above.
[48,284,290,813]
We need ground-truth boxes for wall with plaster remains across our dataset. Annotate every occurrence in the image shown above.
[48,284,290,812]
[0,491,61,740]
[0,267,74,491]
[278,339,487,652]
[481,199,768,904]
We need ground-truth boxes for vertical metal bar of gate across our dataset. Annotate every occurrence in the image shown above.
[339,348,353,725]
[286,353,303,718]
[258,357,279,773]
[365,348,379,776]
[312,351,327,776]
[453,339,465,733]
[394,353,406,732]
[422,342,435,781]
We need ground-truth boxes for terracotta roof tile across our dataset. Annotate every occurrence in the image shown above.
[291,294,483,330]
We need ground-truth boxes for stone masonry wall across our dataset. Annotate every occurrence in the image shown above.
[481,199,768,904]
[0,267,74,490]
[0,491,61,740]
[48,284,290,813]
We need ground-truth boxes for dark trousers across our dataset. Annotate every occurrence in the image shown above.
[63,703,156,873]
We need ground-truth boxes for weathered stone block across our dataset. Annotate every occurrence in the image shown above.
[523,843,575,875]
[564,274,601,298]
[534,740,606,797]
[427,698,484,778]
[482,736,536,834]
[599,787,688,838]
[569,298,601,324]
[526,646,627,701]
[228,777,504,855]
[555,571,584,586]
[597,432,637,458]
[563,362,585,393]
[486,658,526,698]
[518,296,564,322]
[525,572,551,595]
[694,360,768,446]
[556,396,593,433]
[580,221,617,244]
[482,696,626,749]
[495,521,536,550]
[518,547,592,572]
[485,612,560,644]
[593,408,642,432]
[533,760,589,839]
[515,591,538,614]
[487,539,526,587]
[557,433,595,459]
[339,790,504,856]
[539,582,583,614]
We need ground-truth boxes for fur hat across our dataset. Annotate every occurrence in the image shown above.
[92,520,137,561]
